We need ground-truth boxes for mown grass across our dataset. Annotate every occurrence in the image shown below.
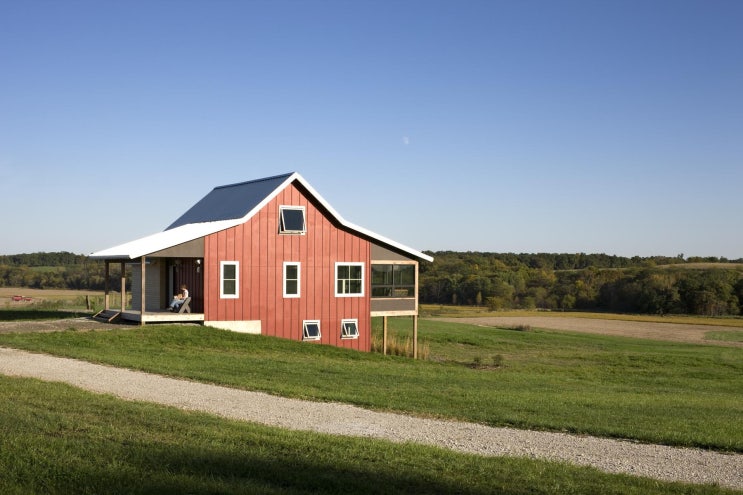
[0,309,89,321]
[420,304,743,328]
[705,330,743,343]
[0,319,740,453]
[3,376,736,495]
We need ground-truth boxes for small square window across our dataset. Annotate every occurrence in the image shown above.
[303,320,321,341]
[279,206,306,234]
[341,319,359,339]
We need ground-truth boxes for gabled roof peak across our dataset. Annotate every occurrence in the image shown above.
[92,172,432,263]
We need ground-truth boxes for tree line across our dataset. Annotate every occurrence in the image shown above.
[420,251,743,316]
[3,251,743,316]
[0,252,119,291]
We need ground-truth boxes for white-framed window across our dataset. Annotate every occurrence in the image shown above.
[279,205,306,234]
[340,319,359,339]
[283,262,300,298]
[220,261,239,299]
[335,262,364,297]
[302,320,321,341]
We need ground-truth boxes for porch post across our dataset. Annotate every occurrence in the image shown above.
[104,261,110,311]
[120,262,126,314]
[413,261,420,359]
[140,256,146,325]
[383,316,388,356]
[413,315,419,359]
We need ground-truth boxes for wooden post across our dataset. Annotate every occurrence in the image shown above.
[383,316,388,356]
[413,315,419,359]
[120,262,126,314]
[104,261,110,311]
[414,261,420,359]
[140,256,146,326]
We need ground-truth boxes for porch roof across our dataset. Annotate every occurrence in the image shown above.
[89,219,241,260]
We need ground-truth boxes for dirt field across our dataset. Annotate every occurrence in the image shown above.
[434,316,743,347]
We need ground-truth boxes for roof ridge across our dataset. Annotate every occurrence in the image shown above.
[212,172,295,191]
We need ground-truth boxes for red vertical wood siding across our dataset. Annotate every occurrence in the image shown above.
[203,183,371,351]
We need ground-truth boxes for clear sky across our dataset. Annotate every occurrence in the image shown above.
[1,0,741,258]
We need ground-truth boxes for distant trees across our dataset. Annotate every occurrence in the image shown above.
[420,251,743,317]
[0,252,110,291]
[3,251,743,317]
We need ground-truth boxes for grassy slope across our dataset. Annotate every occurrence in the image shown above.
[0,319,740,452]
[2,375,735,495]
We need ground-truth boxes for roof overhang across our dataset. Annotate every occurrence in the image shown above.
[89,219,242,260]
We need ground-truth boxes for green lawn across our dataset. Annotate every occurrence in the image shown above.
[0,318,740,452]
[705,330,743,343]
[0,375,736,495]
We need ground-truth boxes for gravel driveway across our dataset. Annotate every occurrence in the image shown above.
[1,347,740,490]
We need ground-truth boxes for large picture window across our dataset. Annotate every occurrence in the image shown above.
[283,262,300,298]
[335,262,364,297]
[371,264,415,297]
[220,261,239,299]
[279,206,306,234]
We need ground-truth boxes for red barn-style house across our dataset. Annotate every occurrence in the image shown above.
[91,172,433,355]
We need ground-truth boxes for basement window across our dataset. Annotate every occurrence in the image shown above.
[340,319,359,339]
[279,206,306,234]
[303,320,321,341]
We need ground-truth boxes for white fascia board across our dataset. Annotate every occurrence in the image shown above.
[292,173,434,263]
[89,219,241,259]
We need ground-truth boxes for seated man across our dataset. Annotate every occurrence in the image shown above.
[169,285,189,311]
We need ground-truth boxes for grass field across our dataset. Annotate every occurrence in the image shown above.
[420,304,743,328]
[0,318,740,453]
[0,287,125,313]
[3,376,735,495]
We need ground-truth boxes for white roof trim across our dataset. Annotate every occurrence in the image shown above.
[90,219,242,259]
[285,173,433,262]
[91,172,433,263]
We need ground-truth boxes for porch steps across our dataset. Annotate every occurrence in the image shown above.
[92,310,121,323]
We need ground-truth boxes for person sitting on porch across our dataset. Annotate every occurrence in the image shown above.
[169,285,189,311]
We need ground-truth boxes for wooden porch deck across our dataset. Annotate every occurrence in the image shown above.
[120,310,205,324]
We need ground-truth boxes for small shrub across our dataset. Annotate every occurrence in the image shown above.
[492,354,504,367]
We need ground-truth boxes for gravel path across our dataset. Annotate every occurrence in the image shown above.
[1,347,741,490]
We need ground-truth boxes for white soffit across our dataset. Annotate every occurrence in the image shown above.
[89,219,241,259]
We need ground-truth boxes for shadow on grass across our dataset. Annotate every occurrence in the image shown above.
[0,309,88,321]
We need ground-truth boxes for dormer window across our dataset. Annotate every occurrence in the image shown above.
[279,206,306,234]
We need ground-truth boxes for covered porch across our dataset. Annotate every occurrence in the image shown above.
[98,252,205,326]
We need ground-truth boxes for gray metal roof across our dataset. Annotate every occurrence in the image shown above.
[166,173,293,230]
[91,172,433,263]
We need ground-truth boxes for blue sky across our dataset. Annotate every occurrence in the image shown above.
[1,0,741,258]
